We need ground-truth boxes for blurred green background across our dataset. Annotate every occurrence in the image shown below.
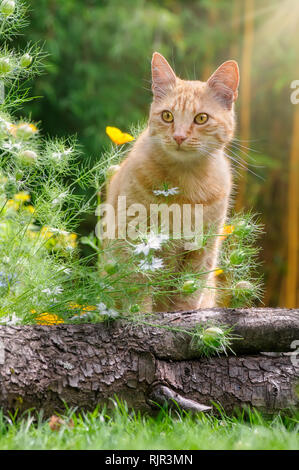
[15,0,299,307]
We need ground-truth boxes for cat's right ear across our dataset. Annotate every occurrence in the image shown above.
[151,52,176,100]
[207,60,239,109]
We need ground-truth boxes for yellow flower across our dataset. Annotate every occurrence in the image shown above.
[214,269,224,276]
[219,224,234,241]
[68,302,82,310]
[68,233,77,241]
[68,303,97,317]
[40,226,54,239]
[13,192,30,203]
[35,313,64,325]
[24,205,35,214]
[82,305,97,312]
[106,126,134,145]
[6,199,19,210]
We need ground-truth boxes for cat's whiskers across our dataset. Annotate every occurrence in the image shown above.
[228,144,265,169]
[222,150,264,180]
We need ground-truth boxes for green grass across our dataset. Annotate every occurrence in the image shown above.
[0,404,298,450]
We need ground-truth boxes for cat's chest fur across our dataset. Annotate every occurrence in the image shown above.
[122,147,231,208]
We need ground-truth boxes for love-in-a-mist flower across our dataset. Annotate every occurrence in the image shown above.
[134,233,168,256]
[97,302,119,318]
[106,126,134,145]
[51,148,73,160]
[153,186,179,197]
[0,313,21,325]
[138,257,164,272]
[2,140,22,152]
[42,286,63,296]
[52,192,68,206]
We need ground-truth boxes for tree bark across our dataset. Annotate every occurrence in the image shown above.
[0,308,298,416]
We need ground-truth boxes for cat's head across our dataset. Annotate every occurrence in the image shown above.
[149,52,239,158]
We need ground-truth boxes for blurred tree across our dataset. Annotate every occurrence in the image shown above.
[286,83,299,307]
[235,0,254,211]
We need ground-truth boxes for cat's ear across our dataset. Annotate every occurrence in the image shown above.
[151,52,176,100]
[207,60,239,109]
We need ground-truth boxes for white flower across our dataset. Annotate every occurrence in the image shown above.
[0,313,21,325]
[138,257,164,272]
[48,227,69,236]
[106,309,119,319]
[153,187,179,196]
[52,192,68,206]
[96,302,119,319]
[51,148,73,160]
[42,286,63,296]
[134,233,168,256]
[2,140,22,152]
[97,302,107,312]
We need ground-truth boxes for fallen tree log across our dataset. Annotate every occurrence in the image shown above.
[0,308,298,416]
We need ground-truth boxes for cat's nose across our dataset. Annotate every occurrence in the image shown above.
[173,135,187,145]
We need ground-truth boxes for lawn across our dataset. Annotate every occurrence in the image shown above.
[0,404,298,450]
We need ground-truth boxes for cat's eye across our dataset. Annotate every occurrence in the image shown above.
[194,113,209,125]
[161,110,174,123]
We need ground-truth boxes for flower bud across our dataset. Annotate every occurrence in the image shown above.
[202,327,224,347]
[229,249,246,266]
[15,169,24,181]
[104,261,118,275]
[130,304,140,313]
[234,220,252,237]
[182,280,198,294]
[20,53,33,68]
[235,280,253,291]
[0,57,11,74]
[17,150,38,165]
[1,0,15,16]
[106,164,120,180]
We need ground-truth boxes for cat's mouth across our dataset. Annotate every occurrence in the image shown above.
[172,143,188,152]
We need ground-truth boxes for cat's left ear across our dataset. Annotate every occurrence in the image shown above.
[151,52,176,100]
[207,60,239,109]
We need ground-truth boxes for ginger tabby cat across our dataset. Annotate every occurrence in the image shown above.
[105,52,239,312]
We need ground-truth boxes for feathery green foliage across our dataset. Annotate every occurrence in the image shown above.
[0,2,263,358]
